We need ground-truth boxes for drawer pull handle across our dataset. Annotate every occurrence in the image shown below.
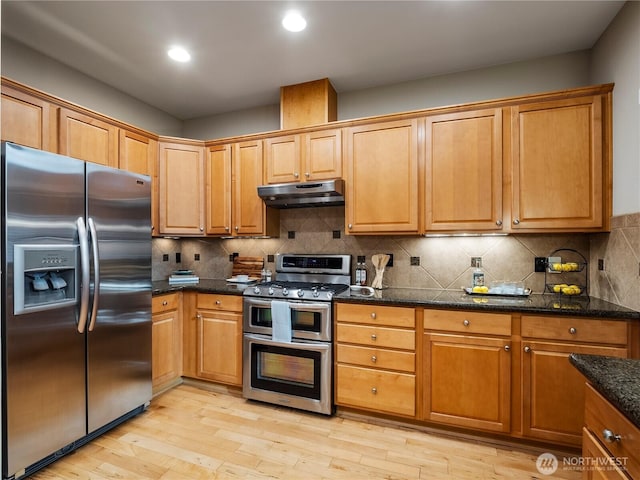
[162,301,168,306]
[371,312,377,319]
[569,327,577,334]
[504,345,510,352]
[463,319,470,327]
[371,334,377,341]
[524,346,531,353]
[371,387,377,394]
[371,355,377,363]
[602,429,621,443]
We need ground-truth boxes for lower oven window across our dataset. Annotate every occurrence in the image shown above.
[251,307,321,333]
[251,343,321,400]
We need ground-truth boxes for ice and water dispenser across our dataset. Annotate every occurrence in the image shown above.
[13,244,78,314]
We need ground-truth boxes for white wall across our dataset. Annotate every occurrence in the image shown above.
[1,36,183,137]
[590,1,640,216]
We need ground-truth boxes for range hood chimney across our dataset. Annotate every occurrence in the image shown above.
[258,179,345,208]
[280,78,337,129]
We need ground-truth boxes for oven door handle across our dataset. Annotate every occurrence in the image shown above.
[288,302,330,313]
[243,333,331,351]
[245,299,276,308]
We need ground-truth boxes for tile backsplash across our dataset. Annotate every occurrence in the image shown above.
[153,206,608,298]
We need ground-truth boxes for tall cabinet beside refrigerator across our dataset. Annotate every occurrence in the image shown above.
[1,142,152,479]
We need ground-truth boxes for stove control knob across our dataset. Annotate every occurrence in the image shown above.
[282,287,289,296]
[327,292,334,300]
[297,289,305,297]
[312,287,320,298]
[253,286,261,294]
[268,287,275,295]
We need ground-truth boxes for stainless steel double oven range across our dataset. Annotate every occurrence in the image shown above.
[242,253,351,415]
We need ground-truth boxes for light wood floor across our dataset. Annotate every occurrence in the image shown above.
[31,384,582,479]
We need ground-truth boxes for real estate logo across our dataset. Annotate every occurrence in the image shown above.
[536,452,559,475]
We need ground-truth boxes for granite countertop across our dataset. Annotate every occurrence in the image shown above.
[153,280,640,320]
[570,354,640,429]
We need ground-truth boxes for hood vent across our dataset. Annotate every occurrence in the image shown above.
[257,179,345,208]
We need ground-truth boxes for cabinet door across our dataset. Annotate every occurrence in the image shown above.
[206,144,232,235]
[196,309,242,385]
[521,341,627,446]
[424,333,511,432]
[511,95,604,231]
[264,134,301,184]
[303,128,342,181]
[158,141,205,235]
[152,310,181,389]
[425,109,502,231]
[232,140,265,235]
[58,107,118,167]
[345,119,419,234]
[1,86,56,152]
[120,130,159,235]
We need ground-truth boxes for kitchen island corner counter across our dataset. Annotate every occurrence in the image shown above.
[334,288,640,320]
[570,353,640,429]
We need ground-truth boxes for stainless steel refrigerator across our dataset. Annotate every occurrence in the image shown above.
[1,142,152,479]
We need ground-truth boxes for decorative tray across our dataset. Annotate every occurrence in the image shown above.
[463,287,531,297]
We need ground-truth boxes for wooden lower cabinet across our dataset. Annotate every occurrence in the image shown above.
[183,293,243,386]
[335,303,416,417]
[151,293,182,391]
[582,428,629,480]
[521,315,629,446]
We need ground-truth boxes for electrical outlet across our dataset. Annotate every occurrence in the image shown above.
[162,254,169,262]
[175,252,181,263]
[534,257,547,272]
[386,253,393,267]
[471,257,482,268]
[194,253,200,261]
[267,254,274,263]
[598,259,605,271]
[332,230,341,239]
[288,231,295,239]
[410,256,420,266]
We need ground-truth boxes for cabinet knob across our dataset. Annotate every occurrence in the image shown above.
[305,172,310,178]
[371,355,377,363]
[371,334,377,341]
[504,345,511,352]
[524,346,531,353]
[602,429,621,443]
[348,223,353,229]
[196,313,202,320]
[463,319,470,327]
[225,226,229,231]
[235,226,239,231]
[162,301,168,306]
[200,226,204,231]
[294,172,299,178]
[371,387,377,394]
[496,220,503,226]
[513,219,520,225]
[569,327,577,335]
[215,300,221,305]
[371,312,377,319]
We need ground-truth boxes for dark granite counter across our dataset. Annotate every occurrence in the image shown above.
[153,280,640,320]
[335,287,640,320]
[570,354,640,429]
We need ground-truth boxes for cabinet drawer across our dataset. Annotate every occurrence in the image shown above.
[196,293,243,312]
[336,344,415,373]
[522,316,627,345]
[152,293,180,313]
[585,384,640,479]
[336,303,415,328]
[424,309,511,336]
[337,323,415,350]
[336,364,415,416]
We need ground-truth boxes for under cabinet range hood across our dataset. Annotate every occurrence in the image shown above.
[257,178,345,208]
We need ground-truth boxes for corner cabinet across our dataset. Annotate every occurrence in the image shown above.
[423,309,512,433]
[264,128,342,184]
[158,139,206,236]
[344,119,419,234]
[425,108,503,232]
[510,94,607,231]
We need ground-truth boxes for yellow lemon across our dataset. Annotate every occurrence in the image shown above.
[552,284,562,293]
[552,263,562,271]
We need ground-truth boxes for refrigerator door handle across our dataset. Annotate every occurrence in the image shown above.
[77,216,90,333]
[87,217,100,332]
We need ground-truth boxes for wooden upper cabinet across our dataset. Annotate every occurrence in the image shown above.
[58,107,118,167]
[233,140,272,236]
[264,128,342,184]
[158,140,205,236]
[510,95,605,231]
[119,129,158,235]
[206,144,232,235]
[1,85,57,152]
[345,119,419,234]
[425,109,503,232]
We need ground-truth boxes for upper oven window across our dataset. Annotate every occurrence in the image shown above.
[249,304,323,333]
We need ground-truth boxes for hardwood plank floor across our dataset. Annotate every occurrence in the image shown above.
[30,385,582,479]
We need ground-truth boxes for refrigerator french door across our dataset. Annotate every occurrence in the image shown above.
[1,142,152,479]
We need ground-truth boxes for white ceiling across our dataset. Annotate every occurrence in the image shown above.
[1,1,625,120]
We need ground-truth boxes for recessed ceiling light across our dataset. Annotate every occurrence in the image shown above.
[167,46,191,62]
[282,10,306,32]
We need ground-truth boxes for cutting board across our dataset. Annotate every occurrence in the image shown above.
[232,256,264,278]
